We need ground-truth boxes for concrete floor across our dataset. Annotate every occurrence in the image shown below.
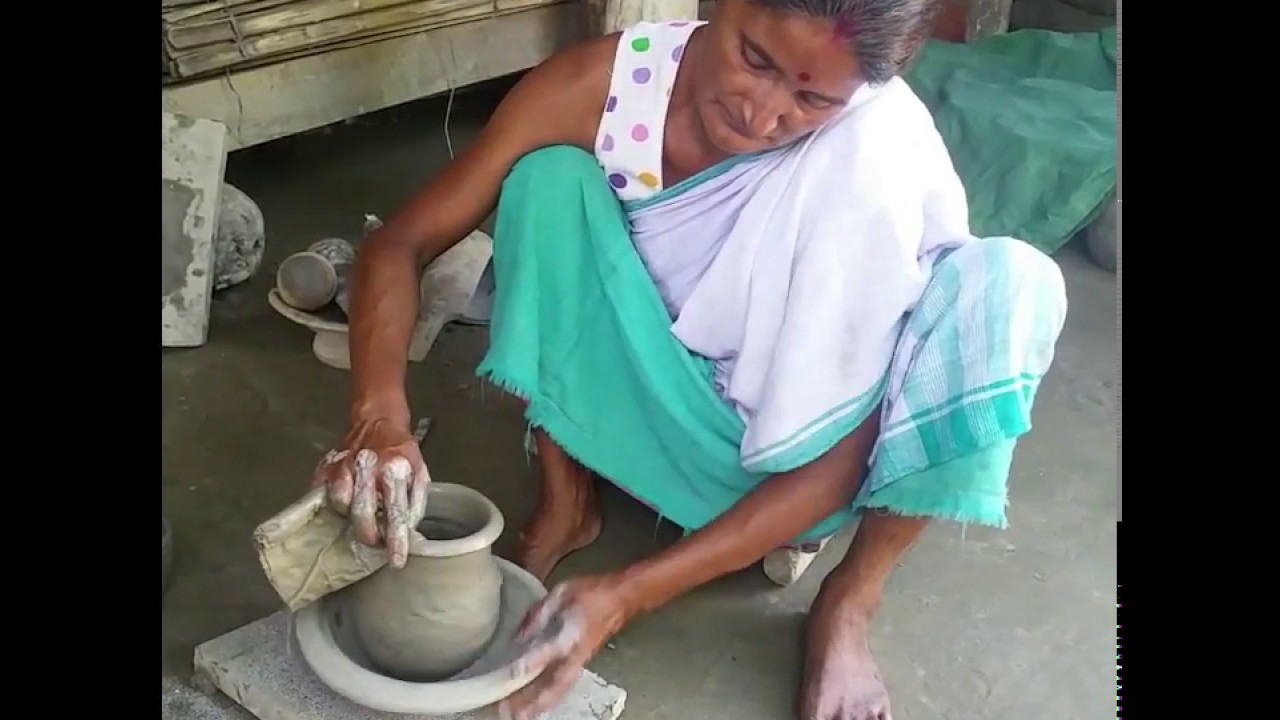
[161,80,1118,720]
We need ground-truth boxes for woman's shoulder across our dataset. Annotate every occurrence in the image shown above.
[537,19,699,86]
[816,79,955,176]
[840,79,943,141]
[535,32,622,85]
[493,34,621,148]
[795,79,967,233]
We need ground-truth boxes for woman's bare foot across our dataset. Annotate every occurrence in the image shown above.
[514,430,604,582]
[800,581,891,720]
[515,484,602,582]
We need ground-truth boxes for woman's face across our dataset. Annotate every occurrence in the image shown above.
[693,0,865,155]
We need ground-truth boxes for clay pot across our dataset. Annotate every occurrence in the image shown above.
[350,483,505,681]
[275,238,356,311]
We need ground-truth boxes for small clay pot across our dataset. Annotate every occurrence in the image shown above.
[275,238,356,311]
[350,483,505,681]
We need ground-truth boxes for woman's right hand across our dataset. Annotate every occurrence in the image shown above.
[311,417,431,568]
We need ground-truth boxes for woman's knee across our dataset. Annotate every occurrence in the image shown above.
[951,236,1067,321]
[507,145,600,185]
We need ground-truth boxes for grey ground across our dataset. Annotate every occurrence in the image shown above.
[161,79,1118,720]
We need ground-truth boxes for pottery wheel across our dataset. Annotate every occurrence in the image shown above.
[295,557,548,716]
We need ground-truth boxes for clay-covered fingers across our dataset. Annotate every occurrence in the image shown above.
[407,459,431,530]
[500,657,584,720]
[516,585,569,644]
[379,456,414,567]
[351,449,381,546]
[502,590,588,720]
[314,449,354,512]
[327,446,426,566]
[509,587,584,684]
[499,577,625,720]
[510,617,581,681]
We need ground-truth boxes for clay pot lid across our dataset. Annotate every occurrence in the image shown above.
[294,556,547,716]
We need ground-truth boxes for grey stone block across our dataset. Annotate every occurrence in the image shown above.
[192,611,627,720]
[162,111,227,347]
[162,676,251,720]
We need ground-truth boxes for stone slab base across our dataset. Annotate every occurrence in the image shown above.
[192,611,627,720]
[162,676,250,720]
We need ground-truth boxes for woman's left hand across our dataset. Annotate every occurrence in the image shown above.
[499,574,635,720]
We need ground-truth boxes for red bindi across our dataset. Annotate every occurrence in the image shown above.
[797,71,811,82]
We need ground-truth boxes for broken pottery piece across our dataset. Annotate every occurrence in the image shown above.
[763,537,832,587]
[456,257,495,326]
[350,483,505,681]
[213,183,266,291]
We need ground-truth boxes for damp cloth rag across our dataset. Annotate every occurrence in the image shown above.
[253,486,430,612]
[254,418,436,611]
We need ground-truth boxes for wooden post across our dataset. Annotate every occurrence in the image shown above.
[585,0,701,36]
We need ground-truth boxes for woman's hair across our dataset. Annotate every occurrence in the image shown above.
[751,0,940,84]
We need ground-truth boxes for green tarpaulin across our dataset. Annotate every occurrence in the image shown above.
[904,27,1118,254]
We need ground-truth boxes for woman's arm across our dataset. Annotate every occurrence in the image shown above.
[618,409,882,616]
[500,411,884,719]
[346,36,619,424]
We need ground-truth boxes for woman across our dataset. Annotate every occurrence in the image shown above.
[312,1,1068,718]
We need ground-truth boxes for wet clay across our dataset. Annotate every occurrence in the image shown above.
[350,484,505,681]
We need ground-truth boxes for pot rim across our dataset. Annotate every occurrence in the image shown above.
[407,482,505,559]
